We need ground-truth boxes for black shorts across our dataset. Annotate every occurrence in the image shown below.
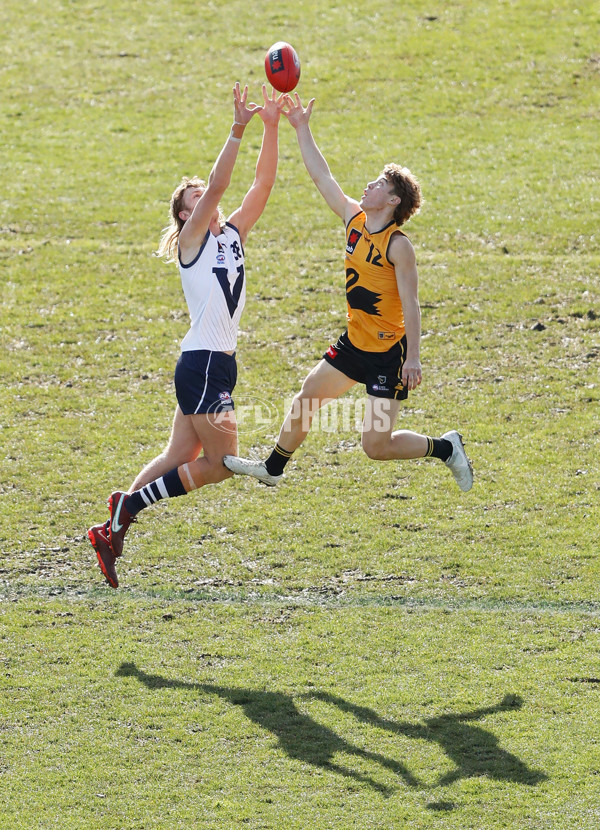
[323,331,408,400]
[174,350,237,415]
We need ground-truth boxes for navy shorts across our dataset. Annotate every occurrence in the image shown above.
[174,350,237,415]
[323,331,408,400]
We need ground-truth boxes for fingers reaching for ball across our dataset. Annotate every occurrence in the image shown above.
[233,82,261,125]
[258,84,287,125]
[262,84,286,105]
[232,80,310,127]
[232,82,247,106]
[283,93,315,127]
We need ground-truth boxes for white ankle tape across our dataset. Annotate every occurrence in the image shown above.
[181,463,197,491]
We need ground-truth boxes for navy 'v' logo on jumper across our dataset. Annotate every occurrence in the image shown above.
[213,265,245,317]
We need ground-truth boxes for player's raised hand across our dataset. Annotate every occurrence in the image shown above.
[259,84,286,125]
[233,82,261,125]
[283,92,315,128]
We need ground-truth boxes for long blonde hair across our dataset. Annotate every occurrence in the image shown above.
[156,176,226,262]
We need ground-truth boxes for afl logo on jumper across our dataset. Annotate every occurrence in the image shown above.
[346,229,362,254]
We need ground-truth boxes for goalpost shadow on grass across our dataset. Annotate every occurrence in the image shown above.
[116,662,547,795]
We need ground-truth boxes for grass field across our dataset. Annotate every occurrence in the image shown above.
[1,0,599,827]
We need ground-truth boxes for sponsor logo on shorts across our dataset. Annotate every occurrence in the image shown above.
[219,392,232,402]
[326,345,338,359]
[346,229,362,254]
[378,375,387,384]
[372,383,389,392]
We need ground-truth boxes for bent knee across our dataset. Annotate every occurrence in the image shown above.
[162,448,203,469]
[361,436,389,461]
[293,387,315,408]
[185,458,234,488]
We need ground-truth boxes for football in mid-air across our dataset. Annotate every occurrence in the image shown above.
[264,42,301,93]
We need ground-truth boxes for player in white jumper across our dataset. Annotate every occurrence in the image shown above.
[87,83,285,588]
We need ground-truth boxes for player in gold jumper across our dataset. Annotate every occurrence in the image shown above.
[224,93,473,492]
[344,206,410,354]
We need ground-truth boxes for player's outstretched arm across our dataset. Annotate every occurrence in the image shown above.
[179,83,261,254]
[283,93,358,222]
[229,85,285,244]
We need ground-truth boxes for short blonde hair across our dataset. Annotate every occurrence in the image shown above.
[156,176,226,261]
[382,164,422,226]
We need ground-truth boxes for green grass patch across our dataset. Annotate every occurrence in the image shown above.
[2,597,600,829]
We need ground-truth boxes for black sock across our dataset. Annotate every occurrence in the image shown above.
[425,437,452,462]
[265,444,294,476]
[124,467,187,516]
